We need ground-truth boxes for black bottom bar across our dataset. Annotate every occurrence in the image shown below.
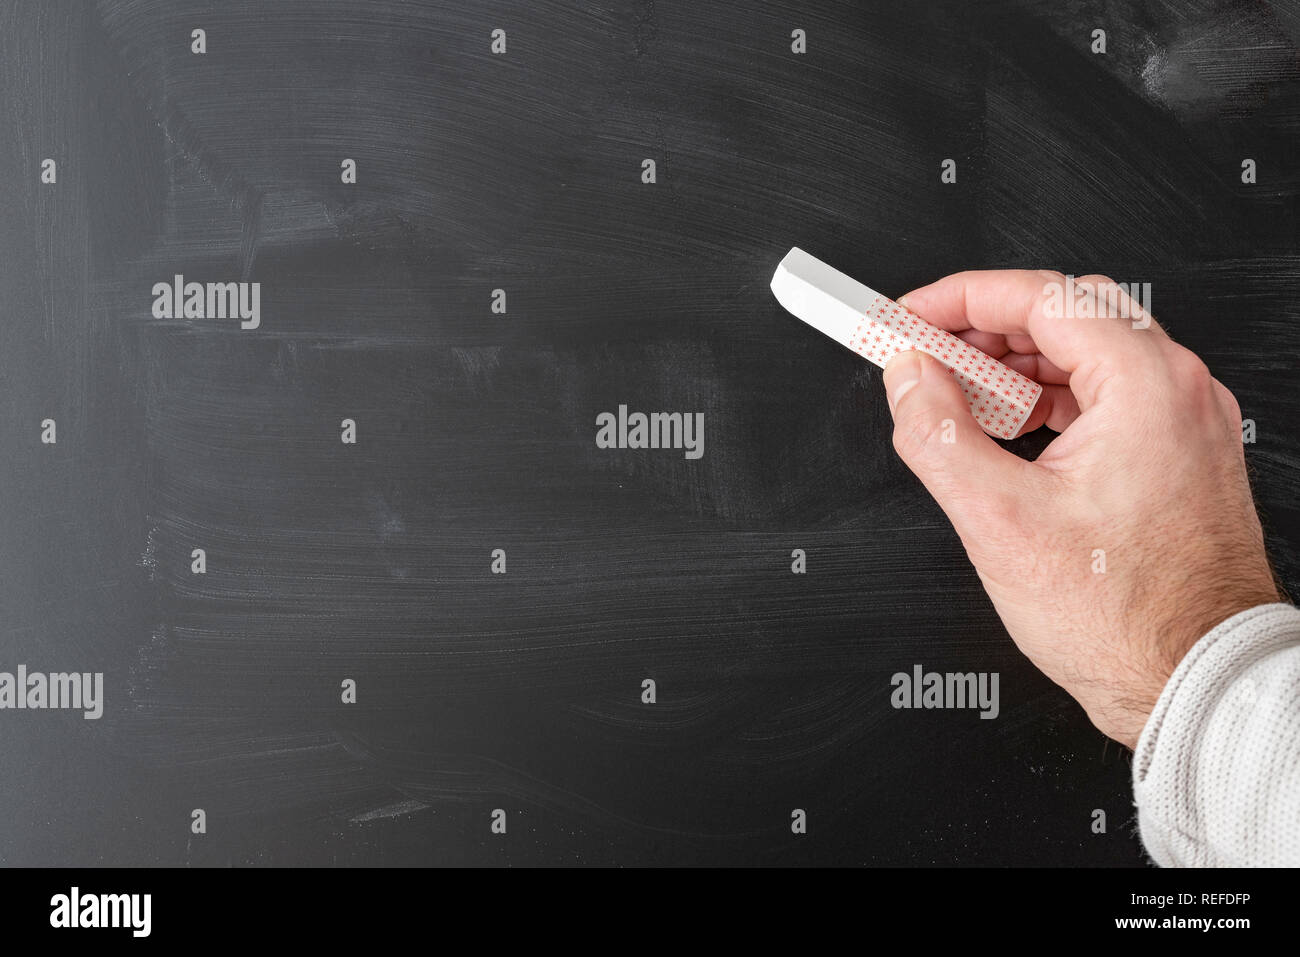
[4,865,1284,943]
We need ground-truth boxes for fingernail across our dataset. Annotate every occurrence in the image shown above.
[883,351,923,415]
[896,293,912,309]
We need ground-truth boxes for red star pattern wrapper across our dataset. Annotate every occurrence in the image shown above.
[770,247,1042,440]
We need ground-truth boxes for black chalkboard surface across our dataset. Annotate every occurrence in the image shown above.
[2,0,1297,867]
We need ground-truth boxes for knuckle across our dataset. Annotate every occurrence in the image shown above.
[1075,274,1129,321]
[1075,272,1116,288]
[1213,378,1242,421]
[1035,270,1068,305]
[1166,347,1213,389]
[892,407,952,465]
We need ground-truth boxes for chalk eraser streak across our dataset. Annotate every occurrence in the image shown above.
[770,247,1042,440]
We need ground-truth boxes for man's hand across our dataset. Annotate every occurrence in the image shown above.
[882,270,1280,748]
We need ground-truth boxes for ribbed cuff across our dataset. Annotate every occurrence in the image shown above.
[1132,602,1300,867]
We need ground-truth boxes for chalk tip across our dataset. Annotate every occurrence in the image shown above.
[770,246,813,307]
[773,246,808,276]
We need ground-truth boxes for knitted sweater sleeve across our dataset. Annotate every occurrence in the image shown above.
[1132,602,1300,867]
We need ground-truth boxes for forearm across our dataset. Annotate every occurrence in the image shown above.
[1133,602,1300,867]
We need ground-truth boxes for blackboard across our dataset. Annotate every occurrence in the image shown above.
[3,0,1297,866]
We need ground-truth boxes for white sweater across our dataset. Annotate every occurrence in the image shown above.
[1133,602,1300,867]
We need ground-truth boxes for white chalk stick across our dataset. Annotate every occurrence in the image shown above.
[771,247,1042,440]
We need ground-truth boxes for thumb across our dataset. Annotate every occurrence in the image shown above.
[882,350,1034,529]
